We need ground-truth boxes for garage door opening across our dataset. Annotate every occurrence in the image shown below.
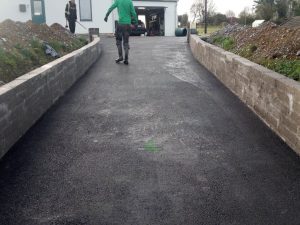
[135,7,165,36]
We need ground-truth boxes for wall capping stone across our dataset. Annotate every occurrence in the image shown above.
[189,34,300,156]
[0,38,102,159]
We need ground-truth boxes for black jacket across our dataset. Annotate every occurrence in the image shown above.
[65,1,77,21]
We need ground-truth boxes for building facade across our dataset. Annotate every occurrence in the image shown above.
[0,0,178,36]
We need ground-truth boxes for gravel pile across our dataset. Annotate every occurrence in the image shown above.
[0,19,78,52]
[205,24,248,43]
[233,22,300,59]
[205,22,300,60]
[0,19,86,85]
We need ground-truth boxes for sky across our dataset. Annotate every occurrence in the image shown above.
[177,0,256,17]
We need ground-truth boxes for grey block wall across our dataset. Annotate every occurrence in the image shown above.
[0,38,102,159]
[190,34,300,156]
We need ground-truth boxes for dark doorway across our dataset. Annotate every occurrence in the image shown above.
[135,7,165,36]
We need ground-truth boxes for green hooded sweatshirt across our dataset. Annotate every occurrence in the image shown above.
[106,0,138,25]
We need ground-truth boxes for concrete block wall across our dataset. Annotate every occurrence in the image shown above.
[190,34,300,156]
[0,38,101,159]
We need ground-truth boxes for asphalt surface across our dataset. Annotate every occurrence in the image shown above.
[1,37,300,225]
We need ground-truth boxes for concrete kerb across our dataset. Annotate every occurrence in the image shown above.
[189,34,300,156]
[0,37,102,159]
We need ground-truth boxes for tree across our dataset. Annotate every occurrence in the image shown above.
[190,0,204,22]
[208,13,227,25]
[238,7,256,25]
[225,10,236,18]
[255,0,299,21]
[276,0,289,18]
[190,0,216,22]
[288,0,300,16]
[254,0,275,20]
[226,10,236,24]
[178,14,189,27]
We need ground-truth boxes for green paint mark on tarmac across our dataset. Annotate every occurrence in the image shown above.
[144,140,160,152]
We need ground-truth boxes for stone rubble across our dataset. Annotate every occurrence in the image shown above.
[0,19,79,53]
[206,22,300,60]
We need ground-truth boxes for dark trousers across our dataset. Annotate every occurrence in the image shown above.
[115,24,131,60]
[68,19,76,34]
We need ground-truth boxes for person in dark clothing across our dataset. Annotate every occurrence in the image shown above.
[65,0,77,34]
[104,0,138,65]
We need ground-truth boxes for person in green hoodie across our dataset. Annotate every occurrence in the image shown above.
[104,0,138,65]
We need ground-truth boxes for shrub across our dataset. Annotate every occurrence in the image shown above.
[212,36,235,51]
[260,59,300,80]
[237,44,258,58]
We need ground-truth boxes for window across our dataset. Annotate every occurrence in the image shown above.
[79,0,92,21]
[33,0,42,15]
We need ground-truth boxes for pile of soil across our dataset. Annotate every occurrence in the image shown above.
[208,24,248,38]
[205,23,300,80]
[208,22,300,60]
[233,22,300,60]
[0,19,79,52]
[282,16,300,28]
[0,19,87,84]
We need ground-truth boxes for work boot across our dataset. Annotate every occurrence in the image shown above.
[115,57,123,63]
[124,47,129,65]
[116,44,123,63]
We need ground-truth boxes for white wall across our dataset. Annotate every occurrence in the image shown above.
[133,1,178,36]
[0,0,115,34]
[45,0,114,34]
[0,0,177,36]
[0,0,32,23]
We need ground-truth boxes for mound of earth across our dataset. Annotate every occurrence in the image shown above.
[233,22,300,60]
[282,16,300,28]
[208,22,300,60]
[206,23,300,79]
[0,19,80,52]
[0,19,87,84]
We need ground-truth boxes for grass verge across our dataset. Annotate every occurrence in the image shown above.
[0,37,87,84]
[209,35,300,80]
[261,59,300,80]
[197,26,222,35]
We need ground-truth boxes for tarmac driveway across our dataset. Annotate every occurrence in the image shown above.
[0,37,300,225]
